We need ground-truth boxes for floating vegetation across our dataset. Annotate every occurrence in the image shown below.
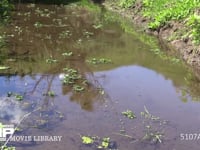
[86,58,112,65]
[76,38,82,44]
[98,137,110,149]
[15,94,24,101]
[62,51,73,57]
[34,7,53,17]
[34,21,43,28]
[122,109,136,119]
[0,66,10,70]
[73,84,85,92]
[62,68,81,85]
[81,135,116,149]
[48,91,55,97]
[93,23,103,29]
[142,129,163,144]
[83,31,94,38]
[42,91,56,97]
[141,106,167,144]
[141,106,160,121]
[27,3,35,8]
[1,146,16,150]
[98,88,105,95]
[61,67,88,92]
[6,92,24,101]
[14,26,22,35]
[46,57,58,64]
[59,30,72,39]
[81,136,94,144]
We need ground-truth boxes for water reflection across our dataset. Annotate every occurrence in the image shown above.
[0,2,200,150]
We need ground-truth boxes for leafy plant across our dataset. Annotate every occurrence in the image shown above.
[141,106,166,143]
[6,92,24,101]
[1,146,15,150]
[62,51,73,56]
[93,23,103,29]
[83,31,94,38]
[81,135,114,149]
[119,0,136,8]
[0,0,13,23]
[73,85,85,92]
[187,14,200,44]
[0,66,10,70]
[15,94,23,101]
[46,57,58,64]
[48,91,55,97]
[62,68,81,85]
[81,136,94,144]
[101,137,110,148]
[142,0,200,30]
[86,58,112,65]
[59,30,71,39]
[34,22,43,28]
[122,110,136,119]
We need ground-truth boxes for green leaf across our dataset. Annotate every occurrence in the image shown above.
[15,94,23,101]
[122,110,136,119]
[81,136,94,144]
[0,66,10,70]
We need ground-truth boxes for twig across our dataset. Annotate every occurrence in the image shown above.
[112,132,133,139]
[1,107,41,150]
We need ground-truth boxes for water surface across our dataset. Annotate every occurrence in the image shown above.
[0,3,200,150]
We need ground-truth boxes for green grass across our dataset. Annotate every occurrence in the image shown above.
[0,0,13,23]
[119,0,136,8]
[118,0,200,44]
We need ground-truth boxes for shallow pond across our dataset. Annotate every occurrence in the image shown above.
[0,2,200,150]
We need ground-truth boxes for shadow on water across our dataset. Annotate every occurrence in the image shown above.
[0,2,200,150]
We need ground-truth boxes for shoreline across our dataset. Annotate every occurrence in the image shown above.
[103,1,200,78]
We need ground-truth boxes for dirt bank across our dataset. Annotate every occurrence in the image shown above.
[103,1,200,76]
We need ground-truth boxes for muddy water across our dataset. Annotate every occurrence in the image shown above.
[0,3,200,150]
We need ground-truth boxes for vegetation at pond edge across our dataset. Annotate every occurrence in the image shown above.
[0,0,13,24]
[113,0,200,45]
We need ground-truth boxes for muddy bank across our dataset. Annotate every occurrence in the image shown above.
[103,1,200,76]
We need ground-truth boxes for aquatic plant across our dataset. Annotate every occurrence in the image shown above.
[122,109,136,119]
[1,146,15,150]
[6,92,24,101]
[62,68,81,85]
[46,57,58,64]
[99,137,110,149]
[0,66,10,70]
[34,22,43,28]
[15,94,23,101]
[141,106,166,143]
[93,23,103,29]
[83,31,94,38]
[81,135,115,149]
[86,58,112,65]
[62,51,73,56]
[59,30,72,39]
[73,85,85,92]
[119,0,136,8]
[48,91,55,97]
[81,136,94,144]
